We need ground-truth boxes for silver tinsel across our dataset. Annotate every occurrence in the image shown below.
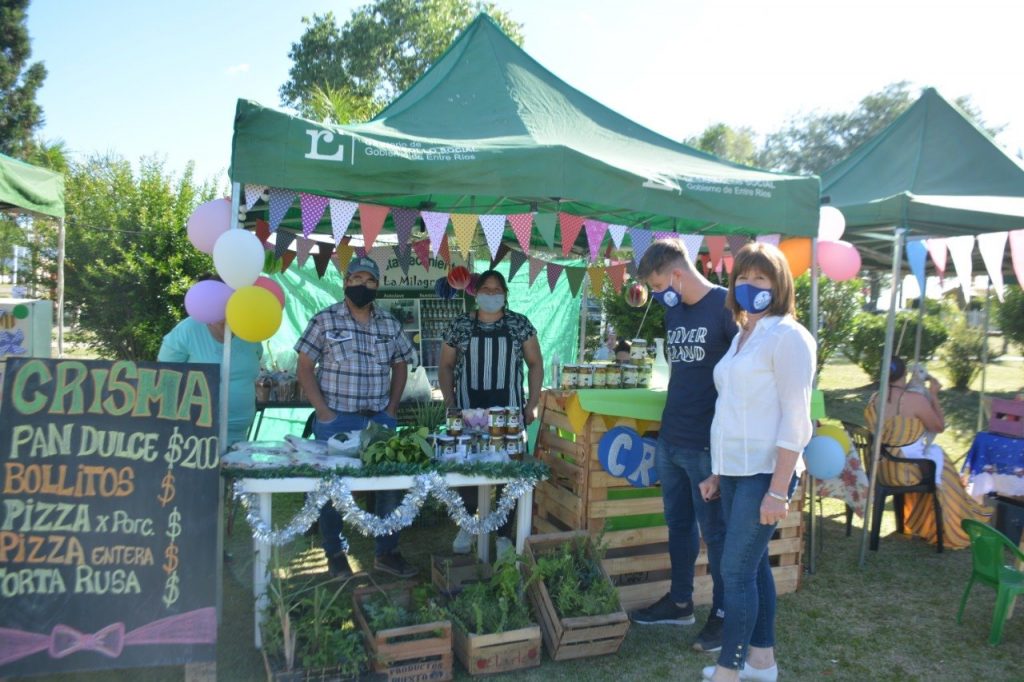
[234,475,542,550]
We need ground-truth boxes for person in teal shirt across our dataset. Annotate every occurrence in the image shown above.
[158,310,263,445]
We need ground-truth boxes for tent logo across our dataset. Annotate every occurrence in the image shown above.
[304,129,349,163]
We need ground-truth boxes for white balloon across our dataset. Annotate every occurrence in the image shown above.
[818,206,846,241]
[213,229,265,289]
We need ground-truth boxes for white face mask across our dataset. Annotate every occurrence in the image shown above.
[476,293,505,313]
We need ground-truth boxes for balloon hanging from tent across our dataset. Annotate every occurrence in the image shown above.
[818,206,846,242]
[225,286,283,342]
[803,435,846,480]
[818,240,862,281]
[254,276,286,307]
[186,199,232,254]
[184,279,233,324]
[465,273,481,296]
[778,238,811,278]
[447,266,472,290]
[213,229,265,290]
[814,423,852,455]
[434,277,457,300]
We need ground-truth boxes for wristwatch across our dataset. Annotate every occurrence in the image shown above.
[766,490,790,503]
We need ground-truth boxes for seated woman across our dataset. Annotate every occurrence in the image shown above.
[864,356,988,549]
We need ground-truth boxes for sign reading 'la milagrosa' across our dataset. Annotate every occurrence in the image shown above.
[0,358,221,677]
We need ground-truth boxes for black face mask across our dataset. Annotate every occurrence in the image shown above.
[345,284,377,308]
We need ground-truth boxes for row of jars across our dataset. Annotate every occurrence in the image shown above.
[446,406,521,438]
[560,360,653,390]
[433,431,526,460]
[255,370,302,403]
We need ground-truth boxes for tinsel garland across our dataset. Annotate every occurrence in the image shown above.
[222,459,550,481]
[234,473,543,552]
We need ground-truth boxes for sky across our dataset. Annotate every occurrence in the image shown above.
[26,0,1024,187]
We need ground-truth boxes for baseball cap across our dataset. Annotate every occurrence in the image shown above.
[345,255,380,280]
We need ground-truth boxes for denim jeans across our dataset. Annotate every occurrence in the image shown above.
[655,439,725,612]
[716,473,799,670]
[313,410,400,557]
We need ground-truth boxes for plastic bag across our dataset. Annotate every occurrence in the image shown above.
[401,365,432,404]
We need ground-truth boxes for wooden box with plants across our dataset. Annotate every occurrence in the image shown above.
[351,581,453,682]
[446,552,541,676]
[522,530,630,661]
[430,554,493,599]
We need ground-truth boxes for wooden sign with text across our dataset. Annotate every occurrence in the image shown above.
[0,358,221,676]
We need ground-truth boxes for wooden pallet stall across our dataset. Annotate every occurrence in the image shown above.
[533,390,805,613]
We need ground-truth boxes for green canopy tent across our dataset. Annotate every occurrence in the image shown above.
[0,152,66,354]
[820,88,1024,565]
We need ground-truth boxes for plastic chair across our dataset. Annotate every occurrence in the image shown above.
[840,421,873,537]
[958,519,1024,645]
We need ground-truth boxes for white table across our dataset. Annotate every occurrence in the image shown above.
[235,474,534,647]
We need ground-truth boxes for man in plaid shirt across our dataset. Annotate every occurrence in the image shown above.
[296,255,418,579]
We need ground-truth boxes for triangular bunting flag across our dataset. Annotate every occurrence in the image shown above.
[300,193,329,238]
[450,213,479,260]
[705,236,726,270]
[756,233,781,247]
[274,230,296,259]
[607,263,627,294]
[313,242,333,278]
[508,249,527,282]
[726,235,749,256]
[335,243,354,274]
[925,238,948,280]
[723,255,735,274]
[559,212,586,257]
[358,204,390,252]
[329,199,358,245]
[355,246,367,258]
[281,251,296,271]
[412,239,432,272]
[490,243,510,269]
[977,231,1008,302]
[244,184,266,210]
[905,239,927,296]
[679,234,704,263]
[584,220,608,262]
[255,219,271,245]
[587,265,605,297]
[654,231,676,241]
[508,213,534,252]
[1011,231,1024,290]
[566,267,586,298]
[295,236,314,266]
[391,208,419,250]
[268,188,296,232]
[529,257,545,286]
[535,213,557,249]
[607,224,628,249]
[478,214,507,260]
[439,234,452,266]
[370,250,391,279]
[393,244,412,275]
[946,235,975,300]
[630,228,653,266]
[547,262,564,292]
[421,211,450,256]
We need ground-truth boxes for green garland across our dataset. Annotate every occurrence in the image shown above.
[222,458,551,481]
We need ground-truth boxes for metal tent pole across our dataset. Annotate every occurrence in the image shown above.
[977,280,992,432]
[56,217,65,357]
[807,238,820,573]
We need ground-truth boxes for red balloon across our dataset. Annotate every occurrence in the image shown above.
[254,276,286,307]
[447,266,472,290]
[625,282,648,307]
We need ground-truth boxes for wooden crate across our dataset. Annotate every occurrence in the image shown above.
[989,398,1024,438]
[351,582,453,682]
[453,624,542,676]
[533,391,805,612]
[430,554,492,600]
[522,531,630,661]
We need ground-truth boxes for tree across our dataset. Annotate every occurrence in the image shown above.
[793,274,862,376]
[685,123,758,166]
[997,285,1024,350]
[281,1,523,117]
[0,0,47,157]
[63,155,217,360]
[757,81,1005,175]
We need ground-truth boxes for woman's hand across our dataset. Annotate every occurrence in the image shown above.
[760,494,789,525]
[698,475,720,502]
[523,400,539,426]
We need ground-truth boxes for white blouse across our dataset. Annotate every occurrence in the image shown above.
[710,315,816,476]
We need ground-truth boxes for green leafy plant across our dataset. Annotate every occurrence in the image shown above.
[794,274,863,375]
[361,426,434,465]
[362,584,448,640]
[410,400,447,432]
[844,310,948,382]
[447,552,536,635]
[941,315,987,390]
[533,537,620,618]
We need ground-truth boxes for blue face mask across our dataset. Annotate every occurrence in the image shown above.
[476,293,505,313]
[651,275,681,307]
[734,283,773,313]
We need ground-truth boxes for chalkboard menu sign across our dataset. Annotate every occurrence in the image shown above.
[0,358,221,676]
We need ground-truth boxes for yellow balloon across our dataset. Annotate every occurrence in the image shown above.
[778,238,812,278]
[815,423,852,455]
[226,286,283,342]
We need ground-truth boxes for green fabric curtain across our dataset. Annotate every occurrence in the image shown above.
[0,153,64,218]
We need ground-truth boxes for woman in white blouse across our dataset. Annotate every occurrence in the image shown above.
[702,243,816,682]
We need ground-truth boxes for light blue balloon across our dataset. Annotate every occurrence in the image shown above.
[804,435,846,480]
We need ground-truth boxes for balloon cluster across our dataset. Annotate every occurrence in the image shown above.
[776,208,861,281]
[803,423,851,480]
[184,198,284,342]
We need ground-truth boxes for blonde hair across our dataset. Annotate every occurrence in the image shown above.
[725,242,796,324]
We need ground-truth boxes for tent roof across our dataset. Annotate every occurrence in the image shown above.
[231,14,818,241]
[0,153,64,219]
[821,88,1024,266]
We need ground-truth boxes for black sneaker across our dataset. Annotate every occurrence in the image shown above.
[630,593,695,625]
[693,610,724,652]
[374,551,418,578]
[326,552,353,580]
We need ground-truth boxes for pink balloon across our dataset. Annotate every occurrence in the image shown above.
[254,276,286,307]
[465,273,481,296]
[187,199,232,254]
[819,240,862,281]
[184,279,233,323]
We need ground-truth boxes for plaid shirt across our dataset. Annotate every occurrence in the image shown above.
[294,302,415,413]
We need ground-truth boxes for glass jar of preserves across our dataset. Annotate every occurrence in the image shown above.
[630,338,647,361]
[560,364,577,390]
[505,408,521,434]
[592,365,607,388]
[504,434,522,461]
[446,407,464,437]
[605,364,622,389]
[577,364,594,389]
[488,407,507,437]
[437,435,456,457]
[622,364,639,388]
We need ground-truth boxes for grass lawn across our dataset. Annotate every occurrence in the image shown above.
[20,355,1024,681]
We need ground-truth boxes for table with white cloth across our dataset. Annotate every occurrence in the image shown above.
[962,431,1024,499]
[234,473,534,647]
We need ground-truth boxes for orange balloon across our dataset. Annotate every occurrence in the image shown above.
[778,238,812,278]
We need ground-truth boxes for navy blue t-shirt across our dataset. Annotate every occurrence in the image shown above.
[658,286,738,449]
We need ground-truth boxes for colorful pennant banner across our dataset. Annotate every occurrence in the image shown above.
[329,199,358,245]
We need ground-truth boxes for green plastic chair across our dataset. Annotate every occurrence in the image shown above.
[958,519,1024,645]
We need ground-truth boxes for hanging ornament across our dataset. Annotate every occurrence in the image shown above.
[626,281,649,307]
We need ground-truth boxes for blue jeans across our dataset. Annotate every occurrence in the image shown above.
[655,439,725,613]
[313,410,400,557]
[716,473,799,670]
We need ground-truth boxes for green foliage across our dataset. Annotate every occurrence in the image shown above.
[447,552,535,634]
[940,314,986,390]
[794,274,863,375]
[0,0,46,157]
[997,285,1024,349]
[281,1,524,115]
[685,123,759,166]
[362,584,448,637]
[598,278,664,347]
[533,537,619,618]
[63,154,217,360]
[844,310,948,383]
